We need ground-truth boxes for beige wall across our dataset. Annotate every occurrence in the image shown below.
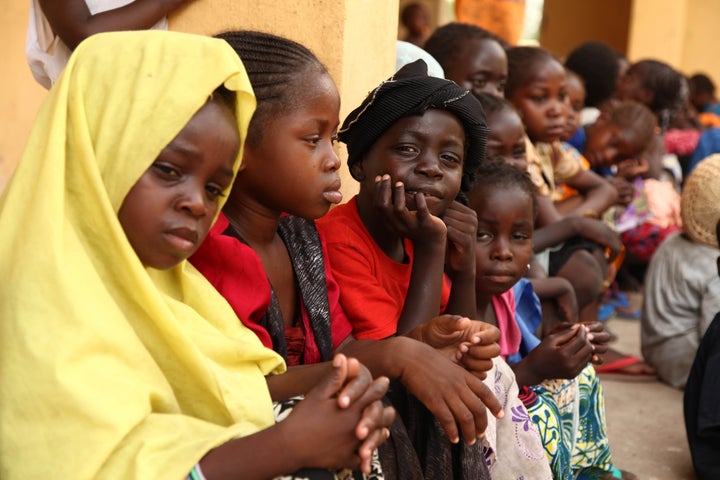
[628,0,720,82]
[539,0,631,58]
[0,3,47,192]
[0,1,398,198]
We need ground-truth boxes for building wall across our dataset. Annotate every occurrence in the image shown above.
[0,0,398,198]
[539,0,631,58]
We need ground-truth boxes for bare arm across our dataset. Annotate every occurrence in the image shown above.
[442,201,478,318]
[557,168,618,218]
[39,0,193,50]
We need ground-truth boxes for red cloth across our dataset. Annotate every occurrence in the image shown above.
[190,213,352,366]
[317,197,451,340]
[491,290,523,358]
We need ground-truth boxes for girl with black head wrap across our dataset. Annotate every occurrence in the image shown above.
[319,59,553,479]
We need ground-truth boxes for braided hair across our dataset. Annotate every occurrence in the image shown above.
[215,31,328,147]
[424,22,508,73]
[468,159,537,217]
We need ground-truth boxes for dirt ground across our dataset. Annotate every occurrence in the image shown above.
[600,292,697,480]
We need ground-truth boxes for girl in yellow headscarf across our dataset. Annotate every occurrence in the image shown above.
[0,30,392,479]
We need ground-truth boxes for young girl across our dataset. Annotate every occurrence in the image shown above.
[424,21,508,98]
[467,160,636,480]
[317,59,552,478]
[505,46,623,328]
[0,31,395,479]
[190,30,508,479]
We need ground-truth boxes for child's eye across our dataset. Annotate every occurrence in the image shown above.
[396,144,419,154]
[530,95,546,103]
[477,231,492,241]
[441,152,462,165]
[558,92,568,102]
[472,77,487,88]
[305,135,321,146]
[498,81,507,93]
[512,148,526,159]
[512,232,531,241]
[152,162,181,180]
[205,183,227,200]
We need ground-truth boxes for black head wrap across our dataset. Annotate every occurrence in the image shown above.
[339,59,488,192]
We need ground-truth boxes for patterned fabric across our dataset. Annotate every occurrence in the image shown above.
[519,366,613,480]
[272,398,384,480]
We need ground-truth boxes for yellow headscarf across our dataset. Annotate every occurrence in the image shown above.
[0,31,284,479]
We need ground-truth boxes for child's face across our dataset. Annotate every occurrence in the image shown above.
[508,59,568,143]
[444,38,508,98]
[616,67,651,106]
[583,120,646,168]
[355,109,465,217]
[469,185,534,295]
[118,100,239,269]
[486,109,527,171]
[235,73,342,220]
[563,74,585,140]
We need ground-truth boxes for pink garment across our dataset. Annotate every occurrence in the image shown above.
[491,289,523,357]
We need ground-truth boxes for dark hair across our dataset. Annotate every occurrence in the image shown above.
[606,101,657,152]
[564,41,620,108]
[210,85,236,112]
[630,60,682,129]
[469,160,537,217]
[215,31,327,147]
[505,46,558,99]
[472,91,518,118]
[689,73,716,96]
[424,22,508,73]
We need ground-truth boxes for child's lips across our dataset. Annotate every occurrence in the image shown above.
[164,228,198,253]
[323,190,343,204]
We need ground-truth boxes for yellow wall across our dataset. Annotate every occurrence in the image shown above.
[539,0,631,58]
[0,3,47,192]
[628,0,720,82]
[0,0,398,198]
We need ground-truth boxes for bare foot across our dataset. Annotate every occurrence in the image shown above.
[595,347,656,375]
[602,468,638,480]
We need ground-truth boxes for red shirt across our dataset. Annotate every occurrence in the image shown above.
[190,214,352,365]
[317,197,450,340]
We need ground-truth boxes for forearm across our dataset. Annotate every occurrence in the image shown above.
[40,0,182,50]
[533,216,580,251]
[510,358,545,388]
[528,277,573,301]
[265,364,332,402]
[396,242,446,334]
[444,271,478,318]
[200,422,302,480]
[337,337,410,380]
[564,181,617,218]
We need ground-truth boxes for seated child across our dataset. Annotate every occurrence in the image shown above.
[475,91,654,375]
[191,30,509,479]
[642,154,720,389]
[0,31,394,479]
[467,160,636,480]
[502,49,622,327]
[317,59,552,477]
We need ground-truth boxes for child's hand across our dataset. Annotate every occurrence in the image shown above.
[582,321,612,364]
[526,323,593,380]
[410,315,500,379]
[607,176,634,207]
[373,175,447,244]
[283,354,394,473]
[443,201,478,276]
[396,342,504,445]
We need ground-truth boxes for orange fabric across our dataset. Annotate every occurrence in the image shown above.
[454,0,527,45]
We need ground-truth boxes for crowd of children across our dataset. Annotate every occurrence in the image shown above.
[4,2,720,479]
